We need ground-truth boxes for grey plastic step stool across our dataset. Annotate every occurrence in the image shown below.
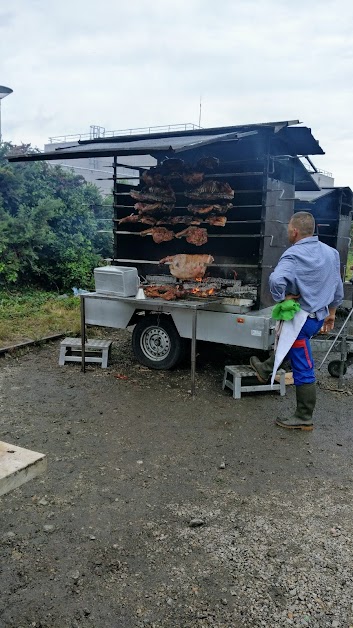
[59,337,112,368]
[222,365,286,399]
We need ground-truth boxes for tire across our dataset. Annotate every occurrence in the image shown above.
[132,314,185,370]
[328,360,347,378]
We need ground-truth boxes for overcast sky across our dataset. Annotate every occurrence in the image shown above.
[1,0,353,187]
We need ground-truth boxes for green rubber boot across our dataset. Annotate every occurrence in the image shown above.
[250,353,275,383]
[276,383,316,431]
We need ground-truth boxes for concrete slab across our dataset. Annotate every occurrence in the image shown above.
[0,441,47,497]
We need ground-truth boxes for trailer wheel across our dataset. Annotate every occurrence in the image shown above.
[132,314,185,370]
[328,359,347,378]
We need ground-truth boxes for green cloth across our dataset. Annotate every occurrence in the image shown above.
[272,299,301,321]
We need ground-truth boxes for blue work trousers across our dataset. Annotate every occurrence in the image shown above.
[287,317,324,386]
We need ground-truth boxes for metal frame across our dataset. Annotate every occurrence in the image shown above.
[80,293,221,398]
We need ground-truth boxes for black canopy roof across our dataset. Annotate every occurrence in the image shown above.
[8,120,324,163]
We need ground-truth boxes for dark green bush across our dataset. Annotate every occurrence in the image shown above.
[0,143,113,290]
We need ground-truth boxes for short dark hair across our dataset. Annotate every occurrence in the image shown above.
[290,211,315,237]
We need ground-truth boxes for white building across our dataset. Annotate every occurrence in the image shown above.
[45,123,199,195]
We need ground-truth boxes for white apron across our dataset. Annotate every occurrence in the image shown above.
[271,309,309,387]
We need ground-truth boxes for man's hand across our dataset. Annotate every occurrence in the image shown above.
[322,308,336,333]
[322,314,335,333]
[285,294,300,301]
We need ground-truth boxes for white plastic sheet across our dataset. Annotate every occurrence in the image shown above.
[271,310,309,387]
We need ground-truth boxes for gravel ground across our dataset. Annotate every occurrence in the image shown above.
[0,330,353,628]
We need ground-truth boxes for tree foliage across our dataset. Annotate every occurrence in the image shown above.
[0,143,113,290]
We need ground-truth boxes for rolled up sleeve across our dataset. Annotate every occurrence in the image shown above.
[269,255,296,302]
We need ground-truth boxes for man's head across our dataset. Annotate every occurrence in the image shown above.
[288,211,315,244]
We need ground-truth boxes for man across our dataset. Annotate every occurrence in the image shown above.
[250,211,343,430]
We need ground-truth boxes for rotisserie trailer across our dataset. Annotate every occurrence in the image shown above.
[9,121,353,369]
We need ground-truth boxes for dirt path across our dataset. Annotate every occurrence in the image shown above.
[0,332,353,627]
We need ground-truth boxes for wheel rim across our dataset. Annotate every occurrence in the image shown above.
[140,326,171,362]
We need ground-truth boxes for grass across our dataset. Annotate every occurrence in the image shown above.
[0,290,81,346]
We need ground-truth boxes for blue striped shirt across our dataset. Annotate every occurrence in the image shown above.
[269,236,344,321]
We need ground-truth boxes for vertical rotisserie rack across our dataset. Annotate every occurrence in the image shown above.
[112,130,299,309]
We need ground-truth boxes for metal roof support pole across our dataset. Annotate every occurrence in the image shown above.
[191,308,198,400]
[257,136,271,309]
[113,155,118,262]
[80,296,86,373]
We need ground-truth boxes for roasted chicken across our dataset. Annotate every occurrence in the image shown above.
[144,285,187,301]
[160,158,185,174]
[196,156,220,172]
[205,215,227,226]
[159,254,214,280]
[175,226,208,246]
[134,202,174,215]
[181,171,204,185]
[141,170,165,187]
[187,203,233,215]
[140,227,175,243]
[161,158,185,171]
[118,213,157,226]
[118,213,140,224]
[156,215,202,226]
[185,181,234,200]
[130,185,176,203]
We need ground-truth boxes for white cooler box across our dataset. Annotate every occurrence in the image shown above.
[94,266,139,297]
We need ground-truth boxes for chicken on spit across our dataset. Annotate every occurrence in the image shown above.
[134,202,174,215]
[118,214,157,226]
[159,254,214,280]
[140,227,175,244]
[185,181,234,200]
[131,185,176,203]
[175,227,208,246]
[205,215,227,226]
[156,215,202,226]
[187,203,233,216]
